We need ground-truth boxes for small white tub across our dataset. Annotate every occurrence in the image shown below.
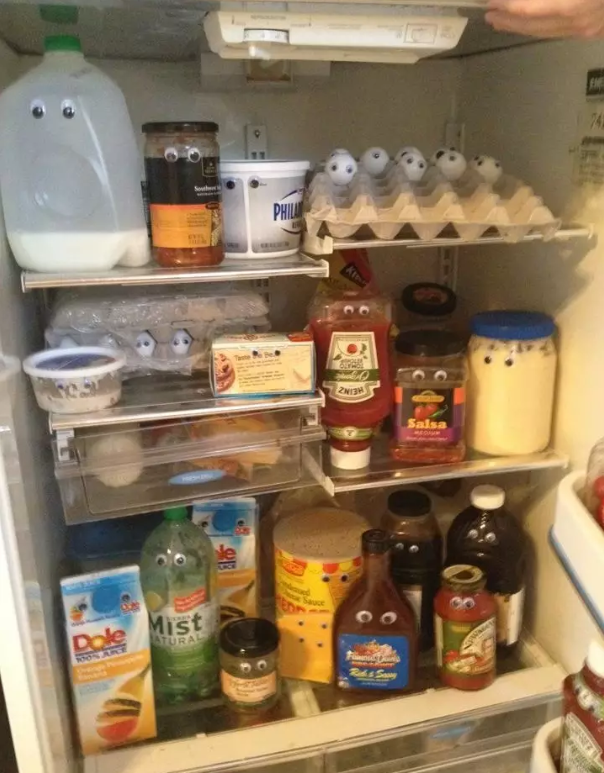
[221,160,310,259]
[23,347,126,414]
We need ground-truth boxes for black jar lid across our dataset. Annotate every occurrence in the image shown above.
[395,329,465,357]
[387,489,432,517]
[142,121,219,134]
[402,283,457,317]
[220,618,279,659]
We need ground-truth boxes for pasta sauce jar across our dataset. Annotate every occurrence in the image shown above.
[143,122,224,268]
[434,564,496,691]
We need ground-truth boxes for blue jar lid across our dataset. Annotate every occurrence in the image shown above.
[471,311,555,341]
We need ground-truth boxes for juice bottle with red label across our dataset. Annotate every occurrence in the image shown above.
[308,289,392,470]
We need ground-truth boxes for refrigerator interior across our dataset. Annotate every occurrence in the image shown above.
[0,6,602,772]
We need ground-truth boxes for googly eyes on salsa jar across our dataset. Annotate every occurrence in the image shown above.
[434,564,496,691]
[219,618,280,713]
[143,122,224,268]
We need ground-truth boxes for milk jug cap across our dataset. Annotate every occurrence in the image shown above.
[44,35,82,53]
[470,485,505,510]
[587,640,604,679]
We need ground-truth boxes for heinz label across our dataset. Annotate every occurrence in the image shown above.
[323,331,380,403]
[61,566,156,755]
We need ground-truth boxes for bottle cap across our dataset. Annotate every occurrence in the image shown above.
[330,445,371,470]
[387,489,431,517]
[164,506,189,521]
[220,618,279,659]
[442,564,486,592]
[470,485,505,510]
[470,311,555,341]
[394,329,466,358]
[587,640,604,679]
[142,121,219,134]
[362,528,390,554]
[44,35,82,53]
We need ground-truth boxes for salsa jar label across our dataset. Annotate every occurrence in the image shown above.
[394,386,465,443]
[563,712,604,773]
[337,634,410,690]
[323,332,380,404]
[145,156,222,250]
[435,615,495,678]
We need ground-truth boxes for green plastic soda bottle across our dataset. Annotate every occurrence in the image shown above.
[140,506,219,704]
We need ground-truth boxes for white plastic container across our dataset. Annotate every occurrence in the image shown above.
[23,347,126,414]
[0,35,150,273]
[529,718,560,773]
[221,160,310,259]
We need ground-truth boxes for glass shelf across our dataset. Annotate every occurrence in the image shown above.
[21,253,328,291]
[322,436,568,494]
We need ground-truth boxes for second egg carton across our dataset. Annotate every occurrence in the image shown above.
[305,163,561,243]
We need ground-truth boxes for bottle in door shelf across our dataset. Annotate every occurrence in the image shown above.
[434,565,496,691]
[140,506,219,704]
[561,640,604,773]
[334,529,418,692]
[380,489,442,652]
[308,288,392,471]
[584,436,604,528]
[445,485,528,654]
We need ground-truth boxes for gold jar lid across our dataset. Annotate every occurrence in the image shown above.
[441,564,486,592]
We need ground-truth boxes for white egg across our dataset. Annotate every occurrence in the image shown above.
[328,147,351,159]
[135,331,156,358]
[430,147,456,165]
[470,155,503,185]
[395,145,422,163]
[59,336,78,349]
[434,150,467,181]
[170,329,192,356]
[359,147,390,176]
[399,150,427,182]
[99,334,118,349]
[326,153,358,186]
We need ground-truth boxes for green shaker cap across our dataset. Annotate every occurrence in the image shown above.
[44,34,82,52]
[164,506,189,521]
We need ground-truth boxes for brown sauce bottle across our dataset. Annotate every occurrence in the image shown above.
[334,529,418,692]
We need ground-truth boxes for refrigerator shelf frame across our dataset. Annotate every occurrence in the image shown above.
[302,224,593,256]
[20,253,329,291]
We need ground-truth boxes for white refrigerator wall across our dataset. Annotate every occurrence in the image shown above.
[458,39,604,670]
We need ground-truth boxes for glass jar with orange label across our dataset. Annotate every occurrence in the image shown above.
[143,122,224,268]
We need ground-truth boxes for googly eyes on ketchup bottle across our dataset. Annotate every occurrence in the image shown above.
[434,564,496,691]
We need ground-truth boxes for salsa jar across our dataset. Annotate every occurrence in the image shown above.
[391,330,467,464]
[143,122,224,268]
[219,618,280,713]
[467,311,557,456]
[434,564,496,691]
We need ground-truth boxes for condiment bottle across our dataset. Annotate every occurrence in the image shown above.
[584,436,604,527]
[434,564,496,691]
[391,330,467,465]
[219,618,280,713]
[308,289,392,470]
[561,640,604,773]
[400,282,457,331]
[334,529,417,692]
[381,489,442,652]
[446,485,528,654]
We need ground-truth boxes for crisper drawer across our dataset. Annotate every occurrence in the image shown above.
[54,408,325,523]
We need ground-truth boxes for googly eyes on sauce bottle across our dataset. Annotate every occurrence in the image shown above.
[434,564,496,691]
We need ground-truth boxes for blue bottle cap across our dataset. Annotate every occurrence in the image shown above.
[471,311,555,341]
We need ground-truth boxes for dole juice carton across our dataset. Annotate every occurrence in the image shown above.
[60,565,156,755]
[193,498,258,624]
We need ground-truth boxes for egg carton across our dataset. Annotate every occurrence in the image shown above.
[305,163,561,244]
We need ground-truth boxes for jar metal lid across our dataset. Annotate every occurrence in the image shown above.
[387,489,432,517]
[220,618,279,659]
[441,564,486,592]
[471,311,555,341]
[142,121,219,134]
[402,283,457,317]
[395,329,466,357]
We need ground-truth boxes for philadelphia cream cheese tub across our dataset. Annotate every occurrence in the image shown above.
[221,160,310,259]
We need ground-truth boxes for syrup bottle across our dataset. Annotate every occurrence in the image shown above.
[334,529,418,692]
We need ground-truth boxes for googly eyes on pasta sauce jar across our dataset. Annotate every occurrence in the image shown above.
[434,564,496,691]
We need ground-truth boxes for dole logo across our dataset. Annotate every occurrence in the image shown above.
[73,627,125,653]
[216,544,236,562]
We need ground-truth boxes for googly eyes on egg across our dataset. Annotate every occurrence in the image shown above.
[435,150,467,181]
[326,153,358,186]
[359,147,389,176]
[430,146,456,165]
[135,331,156,358]
[470,155,503,185]
[400,150,427,182]
[170,329,192,356]
[395,145,422,163]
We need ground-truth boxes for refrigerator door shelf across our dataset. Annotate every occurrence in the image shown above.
[551,470,604,631]
[529,718,560,773]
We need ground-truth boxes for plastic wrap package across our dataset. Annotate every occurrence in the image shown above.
[305,162,561,244]
[45,285,270,377]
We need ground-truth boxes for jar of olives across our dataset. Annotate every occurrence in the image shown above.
[219,618,280,712]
